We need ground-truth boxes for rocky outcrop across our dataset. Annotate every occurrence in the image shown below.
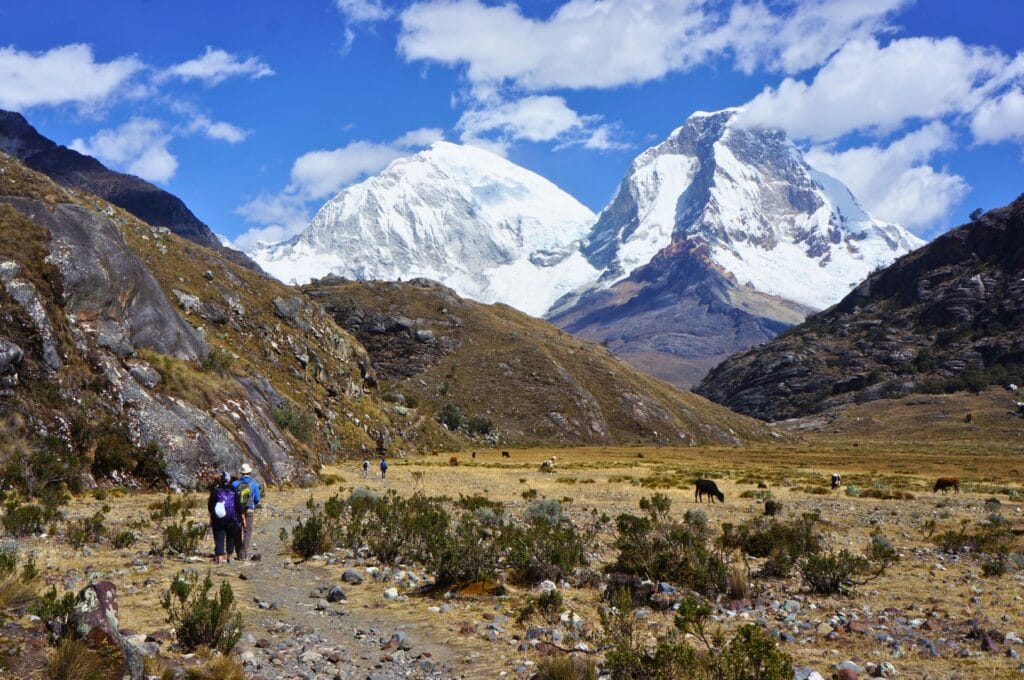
[696,194,1024,421]
[71,581,143,680]
[1,197,208,361]
[0,109,259,271]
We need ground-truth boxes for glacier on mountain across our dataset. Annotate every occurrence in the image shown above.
[250,141,597,317]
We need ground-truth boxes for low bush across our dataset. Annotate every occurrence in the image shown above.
[111,531,137,549]
[610,496,726,594]
[2,502,47,536]
[290,505,331,559]
[159,518,206,556]
[66,510,107,548]
[201,347,235,375]
[0,550,39,622]
[504,516,589,584]
[721,515,822,578]
[466,415,493,436]
[149,494,194,522]
[31,586,77,635]
[161,571,243,654]
[436,404,465,431]
[272,403,315,442]
[799,550,870,595]
[183,657,246,680]
[933,518,1017,555]
[764,499,783,517]
[525,498,564,524]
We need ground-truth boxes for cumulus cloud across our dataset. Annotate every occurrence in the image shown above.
[183,114,249,143]
[971,88,1024,144]
[738,37,1006,141]
[806,123,969,233]
[70,118,178,183]
[161,46,274,86]
[0,43,143,110]
[234,128,444,249]
[336,0,392,22]
[397,0,905,91]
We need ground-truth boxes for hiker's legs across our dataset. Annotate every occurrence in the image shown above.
[240,510,254,559]
[227,524,242,559]
[212,525,227,561]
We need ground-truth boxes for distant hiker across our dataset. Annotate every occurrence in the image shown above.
[232,463,262,561]
[831,473,842,490]
[208,471,244,564]
[362,459,370,478]
[380,458,388,480]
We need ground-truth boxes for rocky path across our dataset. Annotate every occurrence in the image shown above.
[220,502,469,680]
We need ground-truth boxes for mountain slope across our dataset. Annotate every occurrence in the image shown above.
[0,151,458,489]
[549,109,923,387]
[0,109,260,271]
[252,141,598,317]
[303,276,774,446]
[695,194,1024,421]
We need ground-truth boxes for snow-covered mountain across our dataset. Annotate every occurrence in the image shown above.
[251,141,597,317]
[568,108,924,312]
[548,109,924,387]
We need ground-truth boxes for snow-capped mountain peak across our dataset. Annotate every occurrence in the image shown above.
[251,141,597,316]
[579,109,924,310]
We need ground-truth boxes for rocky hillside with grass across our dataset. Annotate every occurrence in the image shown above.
[0,151,458,490]
[303,276,772,446]
[696,194,1024,421]
[0,109,259,271]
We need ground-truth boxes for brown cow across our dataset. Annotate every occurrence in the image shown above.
[934,477,960,494]
[449,456,459,466]
[501,451,511,458]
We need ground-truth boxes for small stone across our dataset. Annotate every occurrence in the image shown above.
[326,586,347,603]
[342,569,363,584]
[383,587,399,601]
[459,622,477,636]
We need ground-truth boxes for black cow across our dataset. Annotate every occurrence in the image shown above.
[695,479,725,504]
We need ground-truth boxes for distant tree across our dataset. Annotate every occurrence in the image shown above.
[970,208,983,221]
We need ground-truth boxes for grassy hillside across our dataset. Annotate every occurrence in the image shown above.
[305,277,773,446]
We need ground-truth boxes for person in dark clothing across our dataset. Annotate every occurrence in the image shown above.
[208,471,245,564]
[379,457,388,480]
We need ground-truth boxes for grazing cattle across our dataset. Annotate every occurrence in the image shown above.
[472,451,477,459]
[449,456,459,466]
[757,481,769,490]
[934,477,960,494]
[501,451,511,458]
[831,473,842,490]
[695,479,725,504]
[637,452,645,459]
[540,456,558,473]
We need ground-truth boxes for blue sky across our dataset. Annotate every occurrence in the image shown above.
[3,0,1023,250]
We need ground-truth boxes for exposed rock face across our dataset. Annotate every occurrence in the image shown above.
[0,109,259,271]
[1,197,208,361]
[696,194,1024,421]
[305,276,771,446]
[549,109,922,387]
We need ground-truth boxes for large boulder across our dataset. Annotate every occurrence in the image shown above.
[71,581,143,680]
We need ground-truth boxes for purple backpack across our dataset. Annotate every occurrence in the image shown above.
[213,486,238,523]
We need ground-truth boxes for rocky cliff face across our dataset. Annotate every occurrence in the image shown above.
[549,110,922,387]
[0,110,260,272]
[0,152,444,489]
[695,194,1024,421]
[304,276,773,446]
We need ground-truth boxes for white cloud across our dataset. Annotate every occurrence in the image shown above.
[397,0,906,91]
[161,47,274,86]
[336,0,392,22]
[234,128,444,249]
[70,118,178,183]
[806,123,969,233]
[972,88,1024,144]
[739,37,1006,141]
[290,127,444,199]
[185,114,249,143]
[0,43,143,110]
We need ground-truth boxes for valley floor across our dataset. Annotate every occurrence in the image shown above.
[10,438,1024,679]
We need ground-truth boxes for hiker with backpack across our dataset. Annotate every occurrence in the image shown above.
[362,458,370,478]
[232,463,262,561]
[379,457,388,480]
[208,471,244,564]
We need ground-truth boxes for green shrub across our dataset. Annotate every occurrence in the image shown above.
[504,516,589,584]
[764,499,783,516]
[291,507,331,559]
[66,510,107,548]
[31,586,76,636]
[149,494,193,522]
[272,403,315,442]
[201,347,235,375]
[845,484,860,497]
[431,515,501,586]
[610,497,726,594]
[525,498,564,524]
[2,502,46,536]
[721,515,822,578]
[159,518,206,556]
[161,571,243,654]
[111,531,137,549]
[436,404,465,431]
[467,415,493,436]
[799,550,871,594]
[455,494,503,513]
[718,624,795,680]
